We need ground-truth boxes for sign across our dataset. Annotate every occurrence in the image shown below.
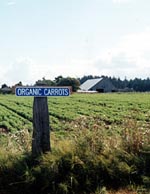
[15,86,70,97]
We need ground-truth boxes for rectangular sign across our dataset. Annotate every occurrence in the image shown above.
[15,87,70,97]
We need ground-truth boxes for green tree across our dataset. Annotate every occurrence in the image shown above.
[1,84,8,89]
[35,77,55,86]
[55,76,80,92]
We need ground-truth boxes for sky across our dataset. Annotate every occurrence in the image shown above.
[0,0,150,85]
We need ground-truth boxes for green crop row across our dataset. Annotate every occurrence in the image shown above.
[0,104,32,132]
[0,93,150,134]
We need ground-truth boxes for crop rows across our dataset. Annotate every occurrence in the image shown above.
[0,93,150,133]
[0,104,32,132]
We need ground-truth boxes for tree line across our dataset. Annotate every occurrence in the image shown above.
[35,75,150,92]
[79,75,150,92]
[1,75,150,93]
[0,76,80,93]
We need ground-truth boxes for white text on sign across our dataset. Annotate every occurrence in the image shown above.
[15,87,70,97]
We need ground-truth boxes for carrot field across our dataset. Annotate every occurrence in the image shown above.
[0,93,150,194]
[0,93,150,133]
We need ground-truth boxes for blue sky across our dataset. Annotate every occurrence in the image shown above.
[0,0,150,85]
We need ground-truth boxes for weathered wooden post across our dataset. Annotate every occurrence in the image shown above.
[32,96,51,156]
[15,86,70,158]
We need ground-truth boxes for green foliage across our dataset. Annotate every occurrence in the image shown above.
[35,76,80,92]
[1,83,8,88]
[35,77,56,86]
[55,76,80,92]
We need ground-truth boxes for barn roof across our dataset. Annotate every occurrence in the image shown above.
[80,78,103,91]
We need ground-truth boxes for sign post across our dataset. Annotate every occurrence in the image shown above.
[32,96,50,156]
[16,86,71,157]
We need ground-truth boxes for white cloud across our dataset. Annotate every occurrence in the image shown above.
[94,27,150,79]
[2,57,96,86]
[3,57,37,86]
[44,59,98,80]
[1,28,150,86]
[6,1,16,6]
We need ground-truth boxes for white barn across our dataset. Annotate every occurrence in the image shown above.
[79,78,116,93]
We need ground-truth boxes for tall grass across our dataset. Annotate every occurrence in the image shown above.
[0,116,150,194]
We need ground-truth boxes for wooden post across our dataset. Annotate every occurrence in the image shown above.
[15,84,70,157]
[32,96,51,157]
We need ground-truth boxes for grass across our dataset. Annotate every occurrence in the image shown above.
[0,93,150,193]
